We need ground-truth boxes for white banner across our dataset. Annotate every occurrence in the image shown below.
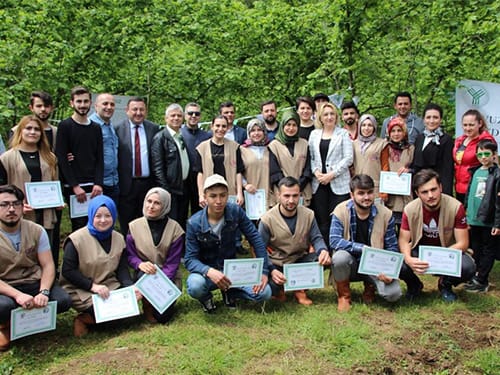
[456,80,500,143]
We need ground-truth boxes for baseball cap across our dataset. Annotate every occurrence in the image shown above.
[203,174,229,191]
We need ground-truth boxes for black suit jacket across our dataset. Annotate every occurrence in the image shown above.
[114,119,160,195]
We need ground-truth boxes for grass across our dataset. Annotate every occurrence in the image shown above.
[0,210,498,374]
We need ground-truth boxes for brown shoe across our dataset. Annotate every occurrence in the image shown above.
[142,300,157,323]
[0,322,10,351]
[335,280,351,312]
[73,313,95,337]
[362,282,376,304]
[272,289,287,302]
[294,290,313,306]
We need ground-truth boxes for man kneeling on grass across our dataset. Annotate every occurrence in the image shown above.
[259,176,331,305]
[185,174,272,313]
[330,175,402,312]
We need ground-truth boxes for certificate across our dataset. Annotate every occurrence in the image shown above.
[418,246,462,277]
[92,286,140,323]
[25,181,64,209]
[244,189,266,219]
[379,171,412,196]
[223,258,264,287]
[10,301,57,340]
[283,262,324,291]
[135,265,182,314]
[358,246,404,279]
[70,193,92,218]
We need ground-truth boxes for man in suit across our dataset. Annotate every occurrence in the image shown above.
[114,97,160,235]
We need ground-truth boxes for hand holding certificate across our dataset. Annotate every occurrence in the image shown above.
[25,182,64,209]
[244,189,266,220]
[92,286,140,323]
[418,246,462,277]
[135,265,182,314]
[379,171,412,196]
[70,193,92,218]
[223,258,264,287]
[358,247,404,279]
[10,301,57,340]
[283,262,324,291]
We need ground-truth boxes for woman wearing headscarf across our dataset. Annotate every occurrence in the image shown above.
[240,119,273,209]
[126,187,184,324]
[60,195,138,337]
[268,109,312,206]
[352,114,387,196]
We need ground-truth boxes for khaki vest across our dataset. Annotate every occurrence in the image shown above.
[196,139,239,195]
[385,145,414,212]
[60,228,125,311]
[403,194,461,249]
[353,138,387,195]
[0,149,58,229]
[332,200,392,250]
[261,205,315,266]
[268,139,312,206]
[240,146,273,208]
[0,220,43,286]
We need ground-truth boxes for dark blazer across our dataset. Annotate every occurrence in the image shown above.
[114,119,160,195]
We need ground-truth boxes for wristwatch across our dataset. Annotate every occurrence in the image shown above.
[39,289,50,297]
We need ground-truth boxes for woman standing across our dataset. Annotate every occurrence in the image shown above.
[453,109,496,202]
[268,109,312,206]
[60,195,139,337]
[352,114,386,196]
[309,103,353,243]
[127,188,184,324]
[411,103,454,196]
[296,96,316,141]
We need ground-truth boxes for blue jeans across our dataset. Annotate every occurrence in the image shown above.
[186,273,271,303]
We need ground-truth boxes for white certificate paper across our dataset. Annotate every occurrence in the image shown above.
[227,195,238,205]
[358,246,404,279]
[283,262,324,291]
[379,171,412,196]
[135,266,182,314]
[69,193,92,218]
[92,287,140,323]
[418,246,462,277]
[244,189,267,220]
[25,181,64,209]
[223,258,264,287]
[10,301,57,340]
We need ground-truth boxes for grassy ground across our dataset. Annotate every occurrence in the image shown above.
[0,213,498,374]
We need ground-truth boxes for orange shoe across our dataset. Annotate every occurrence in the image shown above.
[272,289,287,302]
[73,313,95,337]
[143,300,157,323]
[294,290,313,305]
[335,280,351,312]
[362,282,376,304]
[0,322,10,351]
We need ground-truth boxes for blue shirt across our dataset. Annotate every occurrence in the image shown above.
[89,113,119,186]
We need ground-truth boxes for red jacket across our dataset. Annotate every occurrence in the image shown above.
[453,131,496,194]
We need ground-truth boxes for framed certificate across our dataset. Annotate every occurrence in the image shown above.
[358,246,404,279]
[69,193,92,218]
[92,286,140,323]
[25,182,64,209]
[283,262,324,291]
[379,171,412,196]
[418,246,462,277]
[223,258,264,287]
[10,301,57,340]
[135,265,182,314]
[244,189,266,220]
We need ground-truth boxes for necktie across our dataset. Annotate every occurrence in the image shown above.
[134,125,142,177]
[175,133,185,150]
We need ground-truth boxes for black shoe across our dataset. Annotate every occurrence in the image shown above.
[438,277,457,302]
[200,298,217,313]
[464,278,489,293]
[405,280,424,301]
[236,246,247,255]
[221,290,237,310]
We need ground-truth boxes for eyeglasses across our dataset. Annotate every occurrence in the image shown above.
[476,151,493,158]
[187,111,201,116]
[0,200,23,209]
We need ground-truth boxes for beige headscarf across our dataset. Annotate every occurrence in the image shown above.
[143,187,171,220]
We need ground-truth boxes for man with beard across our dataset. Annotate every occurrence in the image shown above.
[259,177,331,305]
[398,169,475,302]
[260,100,280,141]
[380,92,424,144]
[0,185,71,351]
[341,101,360,141]
[219,101,246,144]
[330,174,402,312]
[55,86,103,231]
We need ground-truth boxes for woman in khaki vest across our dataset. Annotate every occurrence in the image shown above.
[60,195,139,337]
[0,115,60,265]
[126,187,184,324]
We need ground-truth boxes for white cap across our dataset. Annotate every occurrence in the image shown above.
[203,174,228,191]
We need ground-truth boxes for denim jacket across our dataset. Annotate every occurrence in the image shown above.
[184,203,270,276]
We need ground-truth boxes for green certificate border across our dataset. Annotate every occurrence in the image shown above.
[24,181,64,209]
[69,193,92,218]
[223,258,263,287]
[379,171,412,195]
[10,301,57,340]
[92,286,140,323]
[135,266,182,314]
[418,246,462,277]
[283,262,324,291]
[244,189,266,220]
[358,246,404,279]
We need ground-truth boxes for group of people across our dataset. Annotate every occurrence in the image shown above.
[0,88,498,351]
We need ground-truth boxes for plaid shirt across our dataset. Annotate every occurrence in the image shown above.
[329,200,398,257]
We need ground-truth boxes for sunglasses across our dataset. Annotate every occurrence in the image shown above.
[476,151,493,158]
[187,111,201,116]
